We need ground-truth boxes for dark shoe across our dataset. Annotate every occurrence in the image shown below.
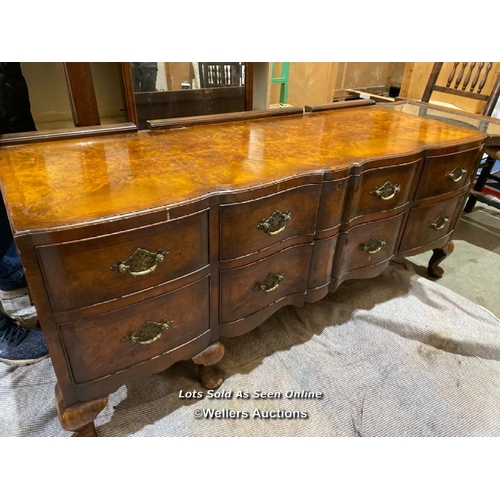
[0,315,48,366]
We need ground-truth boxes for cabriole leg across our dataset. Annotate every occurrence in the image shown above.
[55,384,108,437]
[192,341,225,389]
[427,241,455,278]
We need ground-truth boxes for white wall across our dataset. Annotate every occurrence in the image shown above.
[20,62,125,129]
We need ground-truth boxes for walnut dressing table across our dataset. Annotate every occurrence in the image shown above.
[0,100,496,436]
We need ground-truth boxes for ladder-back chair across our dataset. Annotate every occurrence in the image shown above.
[198,62,245,89]
[421,62,500,211]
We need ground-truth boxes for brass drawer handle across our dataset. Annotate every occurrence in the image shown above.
[110,248,168,277]
[371,181,401,201]
[122,319,174,344]
[253,272,285,293]
[358,237,387,255]
[446,166,467,182]
[257,209,292,236]
[429,216,449,231]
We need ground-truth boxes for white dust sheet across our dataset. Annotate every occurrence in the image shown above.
[1,261,499,437]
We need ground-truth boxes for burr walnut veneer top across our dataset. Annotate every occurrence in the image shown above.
[0,107,485,232]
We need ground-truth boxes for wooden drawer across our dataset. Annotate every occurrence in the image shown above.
[220,244,312,323]
[399,196,462,251]
[60,276,210,384]
[415,147,481,199]
[37,210,209,312]
[220,184,321,260]
[340,213,405,274]
[350,161,418,218]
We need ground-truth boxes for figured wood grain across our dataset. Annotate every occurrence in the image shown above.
[60,276,210,383]
[415,146,482,199]
[220,244,312,324]
[37,210,209,312]
[0,107,486,233]
[220,184,321,261]
[340,213,405,274]
[349,160,419,219]
[399,195,463,251]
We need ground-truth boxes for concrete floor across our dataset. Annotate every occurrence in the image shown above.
[405,202,500,318]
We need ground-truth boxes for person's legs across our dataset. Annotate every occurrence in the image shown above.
[0,62,48,366]
[0,194,48,366]
[0,194,26,289]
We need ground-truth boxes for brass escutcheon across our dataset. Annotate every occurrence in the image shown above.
[257,209,292,236]
[445,166,467,182]
[371,181,401,201]
[122,319,174,344]
[429,216,449,231]
[358,237,387,256]
[110,248,168,277]
[253,272,285,293]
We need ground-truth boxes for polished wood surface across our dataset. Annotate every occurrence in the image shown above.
[0,107,485,233]
[400,195,463,251]
[220,244,312,324]
[38,209,209,312]
[349,160,418,218]
[60,276,210,383]
[220,184,320,261]
[340,213,405,274]
[415,146,482,199]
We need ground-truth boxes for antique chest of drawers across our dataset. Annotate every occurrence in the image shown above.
[0,101,493,435]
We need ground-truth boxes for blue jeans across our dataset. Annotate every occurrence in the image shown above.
[0,194,26,294]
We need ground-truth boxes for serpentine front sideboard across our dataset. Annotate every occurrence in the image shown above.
[0,101,495,436]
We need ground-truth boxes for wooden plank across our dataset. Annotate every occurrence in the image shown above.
[120,63,138,125]
[245,62,254,111]
[63,63,101,127]
[0,123,137,146]
[147,107,303,130]
[345,89,396,102]
[304,100,376,113]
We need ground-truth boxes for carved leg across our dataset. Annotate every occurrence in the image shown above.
[55,384,108,437]
[427,241,455,279]
[192,341,225,389]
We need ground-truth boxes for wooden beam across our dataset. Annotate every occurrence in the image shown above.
[399,62,415,99]
[120,63,138,125]
[63,63,100,127]
[245,62,254,111]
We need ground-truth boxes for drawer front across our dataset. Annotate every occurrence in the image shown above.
[399,196,462,251]
[38,210,209,312]
[416,147,481,199]
[340,213,405,274]
[308,235,338,289]
[316,179,348,231]
[220,184,321,260]
[350,161,418,218]
[220,244,312,323]
[60,276,210,383]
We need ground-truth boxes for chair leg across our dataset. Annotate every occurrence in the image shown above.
[464,155,496,212]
